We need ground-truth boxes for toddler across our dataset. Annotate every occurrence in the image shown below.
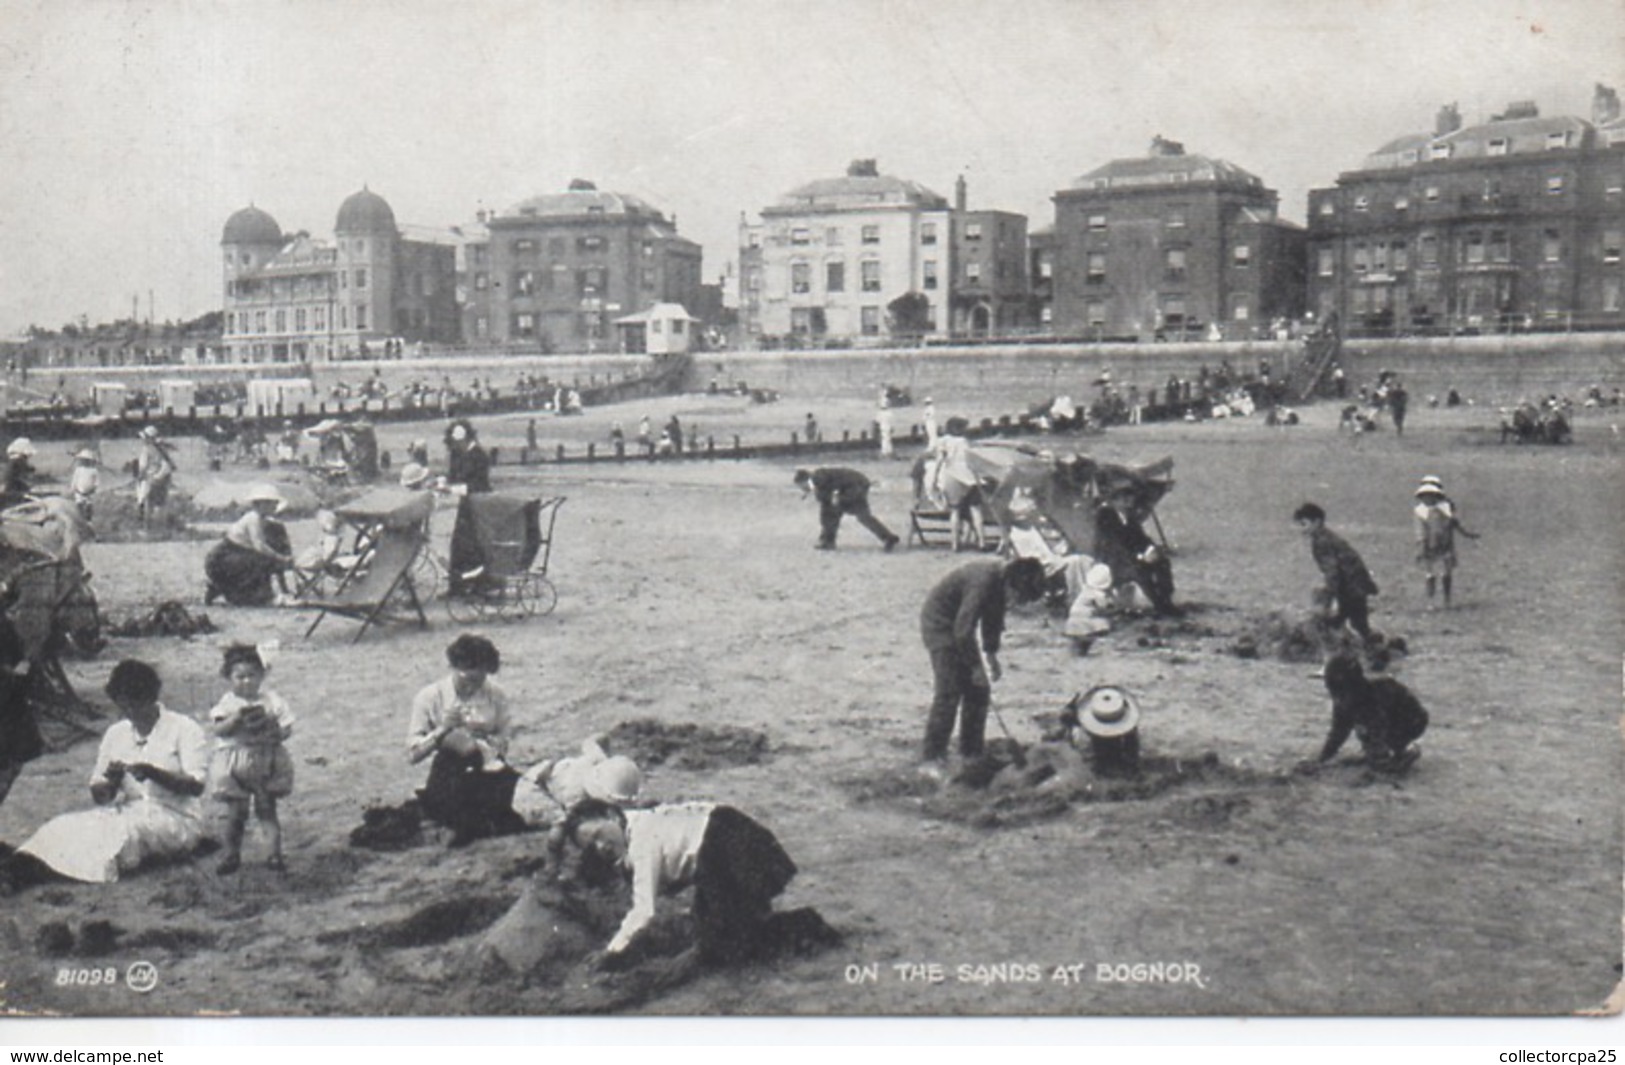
[209,643,294,874]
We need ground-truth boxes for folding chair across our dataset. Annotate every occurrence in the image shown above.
[302,523,429,642]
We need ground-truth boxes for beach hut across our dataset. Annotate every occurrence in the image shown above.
[614,303,698,355]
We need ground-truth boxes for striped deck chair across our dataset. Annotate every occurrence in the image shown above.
[301,522,429,643]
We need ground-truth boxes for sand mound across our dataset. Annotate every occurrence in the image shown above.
[844,751,1291,829]
[105,601,217,639]
[317,894,514,950]
[602,719,771,770]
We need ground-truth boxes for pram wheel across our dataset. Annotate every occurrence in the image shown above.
[445,587,488,625]
[516,574,557,618]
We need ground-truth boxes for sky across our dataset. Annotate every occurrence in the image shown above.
[0,0,1619,337]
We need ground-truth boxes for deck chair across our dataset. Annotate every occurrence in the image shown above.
[302,523,429,642]
[906,504,1003,550]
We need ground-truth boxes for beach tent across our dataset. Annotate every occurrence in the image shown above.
[969,442,1174,557]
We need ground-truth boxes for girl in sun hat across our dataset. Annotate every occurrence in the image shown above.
[1413,476,1479,609]
[1075,685,1141,775]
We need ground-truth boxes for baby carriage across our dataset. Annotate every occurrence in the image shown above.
[443,494,564,623]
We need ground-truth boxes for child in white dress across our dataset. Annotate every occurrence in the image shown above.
[209,643,294,874]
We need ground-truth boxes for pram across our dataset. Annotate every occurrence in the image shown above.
[443,494,564,623]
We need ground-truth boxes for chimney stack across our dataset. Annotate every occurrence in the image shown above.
[1435,103,1462,136]
[955,174,967,213]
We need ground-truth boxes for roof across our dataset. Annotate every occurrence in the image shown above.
[335,188,398,234]
[768,173,948,212]
[615,302,697,324]
[1358,111,1598,170]
[221,205,283,245]
[1070,153,1264,191]
[500,188,667,222]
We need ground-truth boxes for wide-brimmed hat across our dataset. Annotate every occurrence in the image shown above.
[6,437,35,458]
[139,426,160,440]
[1077,685,1140,738]
[74,448,97,461]
[1418,475,1443,488]
[1084,563,1114,592]
[245,484,284,505]
[583,756,643,804]
[1414,484,1446,498]
[398,463,431,489]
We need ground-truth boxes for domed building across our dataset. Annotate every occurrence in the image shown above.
[220,187,458,362]
[472,180,703,349]
[1051,136,1305,340]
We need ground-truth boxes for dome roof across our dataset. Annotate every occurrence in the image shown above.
[335,188,397,234]
[221,205,283,245]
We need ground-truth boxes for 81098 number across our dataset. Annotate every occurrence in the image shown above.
[55,967,117,987]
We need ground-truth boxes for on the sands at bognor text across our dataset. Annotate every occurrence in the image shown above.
[843,960,1208,988]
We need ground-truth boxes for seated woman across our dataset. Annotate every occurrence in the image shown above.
[204,486,294,606]
[406,634,524,847]
[3,660,208,887]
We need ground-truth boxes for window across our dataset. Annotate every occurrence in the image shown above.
[790,228,811,246]
[1420,234,1438,266]
[313,307,325,331]
[1086,252,1106,284]
[340,306,348,329]
[475,271,488,290]
[1037,257,1052,280]
[255,310,266,333]
[577,267,606,296]
[965,222,983,241]
[515,270,536,296]
[861,260,881,292]
[641,241,655,258]
[577,236,606,253]
[355,268,367,289]
[1232,244,1251,268]
[1429,143,1452,161]
[295,309,306,331]
[642,267,656,290]
[860,306,880,335]
[861,225,880,245]
[1318,200,1335,216]
[476,316,488,339]
[1425,185,1440,203]
[587,205,605,216]
[1603,230,1622,264]
[1489,230,1510,262]
[791,262,811,294]
[1084,300,1105,328]
[1392,241,1409,272]
[1166,210,1186,229]
[355,305,367,330]
[1317,248,1335,277]
[965,261,981,282]
[1353,243,1369,274]
[514,313,535,337]
[923,260,938,290]
[1041,305,1054,325]
[1164,248,1186,281]
[339,271,348,290]
[1231,295,1250,321]
[1463,232,1485,264]
[513,238,536,253]
[1546,130,1569,150]
[1544,230,1563,263]
[826,261,845,292]
[1353,196,1370,212]
[1487,138,1509,157]
[1395,196,1410,211]
[921,223,937,245]
[1547,175,1566,195]
[790,308,812,335]
[1087,213,1107,232]
[1162,297,1186,327]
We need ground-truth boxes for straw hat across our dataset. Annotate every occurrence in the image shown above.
[398,463,432,490]
[74,448,97,462]
[6,437,35,458]
[1077,685,1140,738]
[1414,484,1445,498]
[245,484,284,506]
[583,756,644,804]
[140,426,160,440]
[1084,563,1114,592]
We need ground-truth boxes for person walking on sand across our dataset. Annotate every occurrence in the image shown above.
[1413,476,1479,609]
[794,467,899,551]
[1294,502,1380,642]
[135,426,177,528]
[918,558,1046,774]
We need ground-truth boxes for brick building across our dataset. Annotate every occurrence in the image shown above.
[473,181,703,351]
[949,176,1031,335]
[1307,86,1625,335]
[1051,137,1305,340]
[220,189,458,362]
[738,160,952,343]
[1028,226,1057,330]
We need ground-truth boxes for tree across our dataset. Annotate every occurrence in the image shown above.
[886,291,932,337]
